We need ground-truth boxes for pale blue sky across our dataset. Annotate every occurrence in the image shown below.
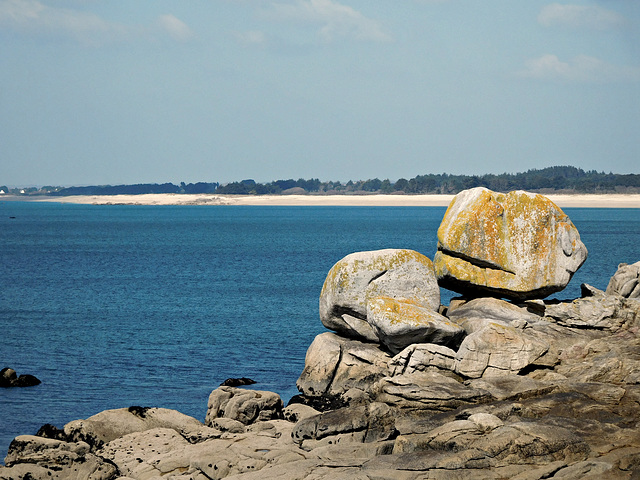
[1,0,638,186]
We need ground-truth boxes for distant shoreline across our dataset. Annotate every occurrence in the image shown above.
[2,193,640,208]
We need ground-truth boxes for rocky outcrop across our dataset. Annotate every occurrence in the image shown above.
[0,368,41,388]
[63,406,218,449]
[319,249,440,341]
[453,322,550,378]
[2,435,117,480]
[434,187,588,300]
[606,261,640,298]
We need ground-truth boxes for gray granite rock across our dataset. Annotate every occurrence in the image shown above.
[296,332,390,398]
[367,296,464,354]
[606,261,640,298]
[434,188,587,300]
[388,343,457,376]
[454,322,550,378]
[2,435,117,480]
[63,407,217,450]
[205,386,283,426]
[446,297,542,334]
[319,249,440,341]
[373,370,493,410]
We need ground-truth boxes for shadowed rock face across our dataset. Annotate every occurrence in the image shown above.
[434,187,587,300]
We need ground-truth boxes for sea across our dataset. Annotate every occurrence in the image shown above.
[1,202,639,461]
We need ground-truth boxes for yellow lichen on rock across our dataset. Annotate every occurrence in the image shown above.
[366,296,465,354]
[319,249,441,341]
[436,187,587,300]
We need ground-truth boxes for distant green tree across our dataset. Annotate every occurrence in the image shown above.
[362,178,382,192]
[393,178,409,192]
[380,179,393,193]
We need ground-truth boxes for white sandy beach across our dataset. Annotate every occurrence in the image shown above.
[2,193,640,208]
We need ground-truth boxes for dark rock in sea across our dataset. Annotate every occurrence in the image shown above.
[220,377,257,387]
[0,368,41,388]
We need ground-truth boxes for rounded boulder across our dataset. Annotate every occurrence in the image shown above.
[319,249,441,341]
[434,187,587,300]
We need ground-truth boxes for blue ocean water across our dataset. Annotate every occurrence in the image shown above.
[0,202,639,461]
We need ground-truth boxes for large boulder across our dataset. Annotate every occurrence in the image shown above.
[296,332,391,398]
[434,187,587,300]
[319,249,440,341]
[366,296,465,354]
[606,261,640,298]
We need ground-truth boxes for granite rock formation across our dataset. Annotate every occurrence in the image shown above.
[319,249,441,341]
[607,261,640,299]
[434,187,588,300]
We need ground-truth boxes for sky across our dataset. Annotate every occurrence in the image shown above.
[1,1,639,186]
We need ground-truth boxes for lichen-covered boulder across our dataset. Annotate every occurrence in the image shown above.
[606,261,640,298]
[434,187,587,300]
[320,249,440,341]
[367,296,464,354]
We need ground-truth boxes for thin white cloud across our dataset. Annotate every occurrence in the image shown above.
[538,3,626,30]
[0,0,129,44]
[0,0,193,45]
[157,14,193,42]
[234,30,268,46]
[268,0,392,43]
[518,54,640,83]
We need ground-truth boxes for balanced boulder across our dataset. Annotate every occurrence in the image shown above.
[434,187,587,300]
[319,249,440,341]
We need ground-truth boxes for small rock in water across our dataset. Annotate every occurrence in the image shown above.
[220,377,257,387]
[1,367,41,388]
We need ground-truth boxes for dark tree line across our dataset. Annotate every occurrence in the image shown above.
[5,166,640,197]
